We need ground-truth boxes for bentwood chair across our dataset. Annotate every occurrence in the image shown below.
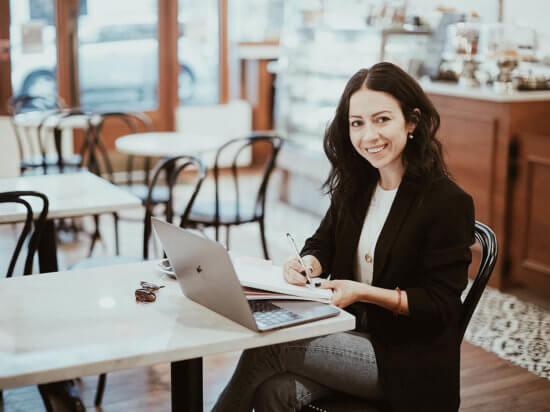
[302,221,498,412]
[68,155,206,406]
[0,191,49,278]
[0,191,69,411]
[7,95,68,174]
[185,133,283,259]
[83,111,176,255]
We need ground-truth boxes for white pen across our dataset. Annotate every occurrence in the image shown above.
[286,232,317,286]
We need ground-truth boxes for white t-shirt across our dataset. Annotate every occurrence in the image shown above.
[354,184,399,285]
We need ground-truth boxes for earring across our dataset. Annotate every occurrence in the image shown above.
[408,133,414,139]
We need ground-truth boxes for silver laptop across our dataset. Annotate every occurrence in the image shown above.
[152,218,339,332]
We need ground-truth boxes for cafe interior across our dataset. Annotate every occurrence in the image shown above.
[0,0,549,411]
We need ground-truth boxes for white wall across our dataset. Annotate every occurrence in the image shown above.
[0,116,20,178]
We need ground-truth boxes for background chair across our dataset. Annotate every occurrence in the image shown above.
[302,221,498,412]
[84,111,175,256]
[7,95,67,175]
[0,191,49,277]
[185,132,283,259]
[0,191,76,411]
[68,155,206,407]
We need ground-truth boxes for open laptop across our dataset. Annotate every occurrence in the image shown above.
[152,218,340,332]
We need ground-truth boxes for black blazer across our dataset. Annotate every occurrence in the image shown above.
[301,173,475,412]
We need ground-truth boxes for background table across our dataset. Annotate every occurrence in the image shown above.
[115,131,227,157]
[0,260,355,411]
[0,171,141,272]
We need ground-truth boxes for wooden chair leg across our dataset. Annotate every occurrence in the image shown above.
[95,373,107,406]
[259,219,269,260]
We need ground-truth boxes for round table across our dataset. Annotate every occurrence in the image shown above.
[115,131,227,157]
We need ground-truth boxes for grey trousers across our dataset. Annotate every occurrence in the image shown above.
[211,331,382,412]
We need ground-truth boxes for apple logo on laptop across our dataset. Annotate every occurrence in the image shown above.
[196,265,203,274]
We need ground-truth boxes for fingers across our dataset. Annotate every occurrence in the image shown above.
[318,280,335,289]
[283,257,308,285]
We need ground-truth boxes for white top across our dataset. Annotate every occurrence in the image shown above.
[354,184,398,285]
[0,260,354,388]
[0,171,141,223]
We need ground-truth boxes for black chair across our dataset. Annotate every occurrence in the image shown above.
[185,133,283,259]
[0,191,67,411]
[7,95,69,175]
[68,155,206,406]
[302,221,498,412]
[0,191,49,277]
[84,111,174,256]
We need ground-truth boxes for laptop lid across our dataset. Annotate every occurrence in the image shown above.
[151,217,259,331]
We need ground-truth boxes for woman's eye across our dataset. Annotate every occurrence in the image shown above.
[350,120,362,127]
[375,116,390,123]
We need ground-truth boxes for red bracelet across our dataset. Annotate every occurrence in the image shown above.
[394,287,402,317]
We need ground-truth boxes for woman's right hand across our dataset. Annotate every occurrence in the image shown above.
[283,255,322,285]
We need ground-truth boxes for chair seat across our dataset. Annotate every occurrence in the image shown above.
[69,256,142,270]
[304,394,386,412]
[187,201,259,225]
[119,184,171,204]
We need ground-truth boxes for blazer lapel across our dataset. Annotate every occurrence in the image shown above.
[372,175,425,286]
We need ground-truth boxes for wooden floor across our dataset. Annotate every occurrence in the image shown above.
[1,173,549,411]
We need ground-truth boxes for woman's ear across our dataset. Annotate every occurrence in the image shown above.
[408,108,421,133]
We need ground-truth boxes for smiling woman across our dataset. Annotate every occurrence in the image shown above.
[213,63,475,412]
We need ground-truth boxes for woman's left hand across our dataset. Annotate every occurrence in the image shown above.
[319,280,362,308]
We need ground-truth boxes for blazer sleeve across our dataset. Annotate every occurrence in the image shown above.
[406,190,475,328]
[300,199,338,275]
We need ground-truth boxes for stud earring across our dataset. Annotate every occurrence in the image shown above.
[408,133,414,139]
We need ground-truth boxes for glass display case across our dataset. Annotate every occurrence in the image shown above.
[274,1,430,151]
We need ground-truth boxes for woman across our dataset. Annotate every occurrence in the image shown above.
[213,62,475,412]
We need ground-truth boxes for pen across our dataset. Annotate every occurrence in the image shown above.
[286,232,315,286]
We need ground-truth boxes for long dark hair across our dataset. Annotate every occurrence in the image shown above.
[323,62,448,208]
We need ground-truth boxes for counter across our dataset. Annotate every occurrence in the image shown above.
[420,79,550,102]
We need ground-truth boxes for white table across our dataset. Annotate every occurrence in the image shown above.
[0,171,142,272]
[0,260,355,411]
[115,131,228,157]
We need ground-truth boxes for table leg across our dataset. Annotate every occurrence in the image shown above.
[37,221,85,411]
[38,220,58,273]
[171,358,203,412]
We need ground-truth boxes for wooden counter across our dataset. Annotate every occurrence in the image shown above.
[426,86,550,292]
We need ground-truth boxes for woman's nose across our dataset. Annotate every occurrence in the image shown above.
[362,123,379,142]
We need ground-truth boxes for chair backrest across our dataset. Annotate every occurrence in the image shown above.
[459,220,498,342]
[211,132,283,224]
[7,95,66,171]
[143,155,206,259]
[85,111,153,185]
[0,191,49,277]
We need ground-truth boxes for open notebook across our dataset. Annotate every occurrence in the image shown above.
[232,256,332,304]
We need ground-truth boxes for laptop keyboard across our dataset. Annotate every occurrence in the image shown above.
[249,300,301,328]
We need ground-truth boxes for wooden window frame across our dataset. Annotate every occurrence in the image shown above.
[0,0,229,123]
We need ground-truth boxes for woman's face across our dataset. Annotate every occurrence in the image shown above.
[348,87,415,182]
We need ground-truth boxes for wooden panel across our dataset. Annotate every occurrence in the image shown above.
[437,110,497,226]
[0,0,11,115]
[512,133,550,295]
